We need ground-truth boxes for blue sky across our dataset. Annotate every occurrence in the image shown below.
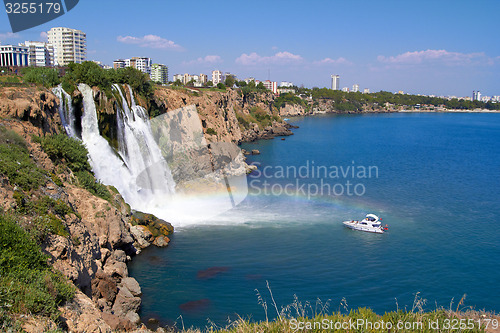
[1,0,499,96]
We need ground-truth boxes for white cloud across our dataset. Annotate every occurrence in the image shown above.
[235,51,303,66]
[313,57,352,65]
[117,34,183,50]
[182,55,222,65]
[0,32,19,42]
[377,49,491,66]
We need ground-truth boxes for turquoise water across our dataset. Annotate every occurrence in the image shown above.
[128,113,500,329]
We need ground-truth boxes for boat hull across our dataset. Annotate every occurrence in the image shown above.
[343,221,385,234]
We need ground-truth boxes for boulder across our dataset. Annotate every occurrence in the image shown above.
[153,236,170,247]
[130,225,153,249]
[97,276,118,303]
[103,259,128,279]
[251,149,260,155]
[111,286,141,317]
[120,277,142,297]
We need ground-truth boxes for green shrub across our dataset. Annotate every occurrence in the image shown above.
[206,127,217,135]
[38,134,90,172]
[0,212,74,319]
[21,67,60,88]
[0,127,46,191]
[75,170,112,201]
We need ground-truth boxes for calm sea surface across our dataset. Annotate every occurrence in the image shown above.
[129,112,500,329]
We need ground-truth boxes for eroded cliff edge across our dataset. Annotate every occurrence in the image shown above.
[0,84,295,332]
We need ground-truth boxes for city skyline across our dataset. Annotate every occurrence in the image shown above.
[0,0,498,96]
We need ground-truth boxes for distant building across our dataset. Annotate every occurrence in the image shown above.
[331,74,339,90]
[363,88,370,94]
[172,74,183,83]
[126,57,152,75]
[472,90,481,101]
[225,72,236,82]
[244,77,255,84]
[113,59,126,69]
[352,84,359,93]
[0,45,29,67]
[47,27,86,66]
[22,41,53,67]
[199,73,208,85]
[256,80,277,94]
[150,63,168,84]
[277,88,296,95]
[211,70,224,86]
[342,87,349,92]
[280,81,294,87]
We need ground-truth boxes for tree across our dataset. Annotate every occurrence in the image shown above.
[247,81,256,89]
[216,82,226,90]
[224,75,235,88]
[22,67,60,87]
[206,80,213,87]
[173,79,183,86]
[236,80,247,87]
[256,82,266,90]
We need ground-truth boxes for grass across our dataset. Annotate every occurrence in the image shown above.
[0,126,47,191]
[0,211,74,324]
[156,285,494,333]
[34,133,112,201]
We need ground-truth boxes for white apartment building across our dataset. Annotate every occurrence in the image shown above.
[352,84,359,93]
[280,81,294,87]
[151,63,168,84]
[113,59,126,69]
[0,44,29,67]
[211,70,224,85]
[47,27,86,66]
[125,57,152,75]
[22,41,54,67]
[331,74,340,90]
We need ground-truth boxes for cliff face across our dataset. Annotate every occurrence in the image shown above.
[0,83,296,332]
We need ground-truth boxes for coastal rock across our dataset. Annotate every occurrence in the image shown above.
[153,235,170,247]
[103,258,129,279]
[120,277,142,297]
[59,289,113,333]
[101,312,134,331]
[112,286,142,317]
[130,224,153,249]
[96,276,118,303]
[251,149,260,155]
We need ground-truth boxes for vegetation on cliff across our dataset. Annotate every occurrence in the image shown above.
[33,133,112,201]
[292,87,500,112]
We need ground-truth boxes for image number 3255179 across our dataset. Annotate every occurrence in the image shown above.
[3,0,79,33]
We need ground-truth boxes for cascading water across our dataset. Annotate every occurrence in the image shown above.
[77,83,175,217]
[56,83,246,226]
[52,84,78,138]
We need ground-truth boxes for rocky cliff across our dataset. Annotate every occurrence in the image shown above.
[0,83,296,332]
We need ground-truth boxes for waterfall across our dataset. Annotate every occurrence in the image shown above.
[52,84,78,138]
[55,83,247,226]
[77,83,175,217]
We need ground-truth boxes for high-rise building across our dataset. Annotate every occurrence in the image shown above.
[47,27,86,66]
[125,57,152,75]
[22,41,54,67]
[0,45,29,67]
[150,63,168,84]
[255,80,278,94]
[199,73,208,85]
[352,84,359,93]
[472,90,481,101]
[363,88,370,94]
[113,59,126,69]
[211,70,224,85]
[331,74,339,90]
[280,81,294,87]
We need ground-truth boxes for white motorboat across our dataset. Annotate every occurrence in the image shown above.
[343,214,388,234]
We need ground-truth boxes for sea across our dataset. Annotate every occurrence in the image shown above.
[128,112,500,329]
